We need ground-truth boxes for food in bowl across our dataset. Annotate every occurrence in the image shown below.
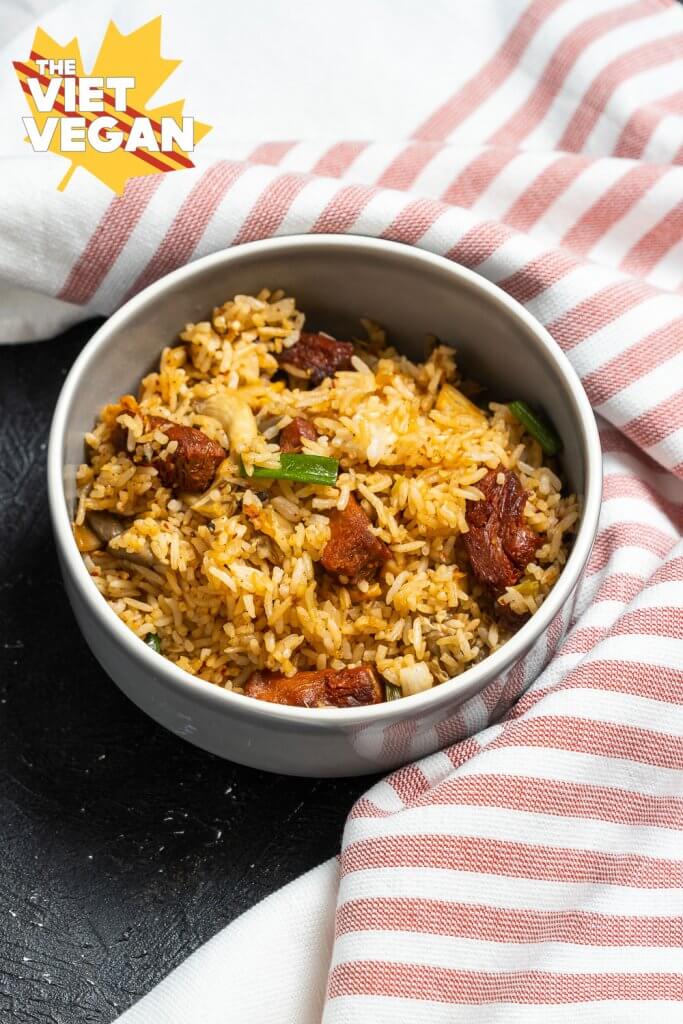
[72,289,579,708]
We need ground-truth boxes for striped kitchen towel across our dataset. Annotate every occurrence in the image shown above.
[2,1,682,1020]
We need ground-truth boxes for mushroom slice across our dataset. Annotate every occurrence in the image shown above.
[198,394,258,455]
[86,511,156,567]
[87,510,127,545]
[73,522,102,554]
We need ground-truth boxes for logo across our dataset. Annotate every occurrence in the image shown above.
[13,17,211,193]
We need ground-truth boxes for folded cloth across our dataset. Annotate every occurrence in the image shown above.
[116,859,339,1024]
[2,0,682,1020]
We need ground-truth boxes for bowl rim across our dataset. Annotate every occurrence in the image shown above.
[48,233,602,727]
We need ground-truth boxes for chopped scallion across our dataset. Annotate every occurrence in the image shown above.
[508,400,562,456]
[144,633,161,654]
[385,682,403,702]
[239,453,339,486]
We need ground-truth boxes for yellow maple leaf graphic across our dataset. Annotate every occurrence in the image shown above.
[13,17,212,194]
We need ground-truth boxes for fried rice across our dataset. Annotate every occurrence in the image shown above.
[73,289,579,701]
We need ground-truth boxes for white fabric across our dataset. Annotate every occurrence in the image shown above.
[0,0,511,341]
[0,0,59,41]
[116,859,337,1024]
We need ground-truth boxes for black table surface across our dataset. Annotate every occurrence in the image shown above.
[0,319,373,1023]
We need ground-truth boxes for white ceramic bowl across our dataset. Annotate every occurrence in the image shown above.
[48,235,602,777]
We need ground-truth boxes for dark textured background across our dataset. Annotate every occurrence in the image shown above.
[0,319,371,1022]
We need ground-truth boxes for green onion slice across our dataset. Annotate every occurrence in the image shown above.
[385,682,403,702]
[239,453,339,486]
[508,400,562,457]
[144,633,161,654]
